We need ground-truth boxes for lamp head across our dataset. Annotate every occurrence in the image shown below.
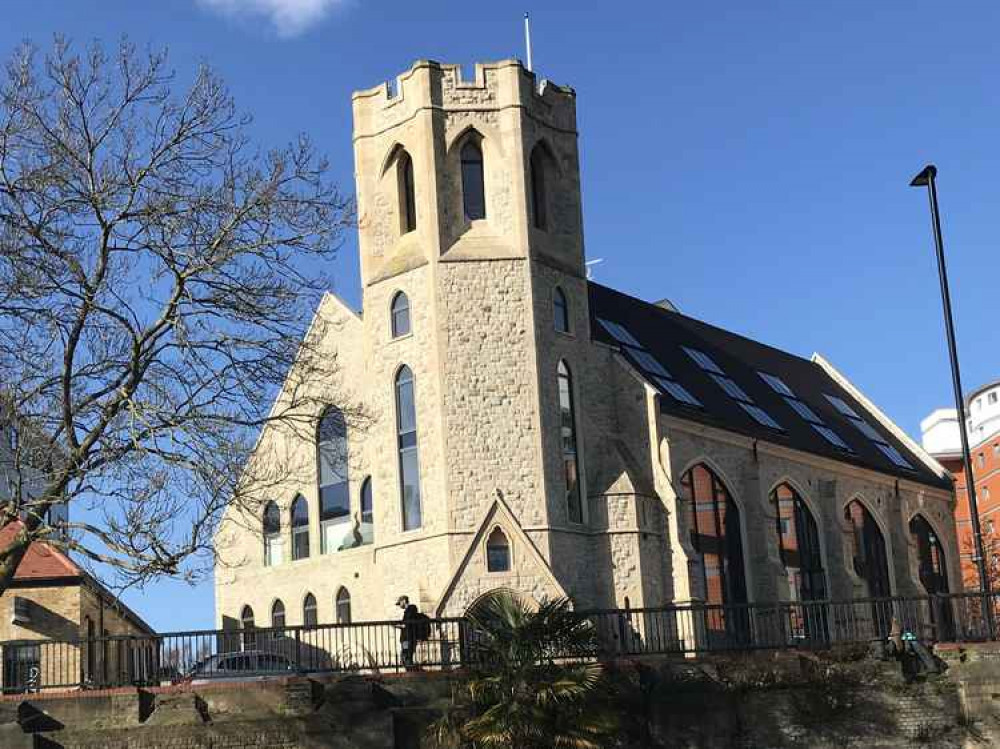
[910,165,937,187]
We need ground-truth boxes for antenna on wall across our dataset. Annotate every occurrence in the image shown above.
[524,12,533,72]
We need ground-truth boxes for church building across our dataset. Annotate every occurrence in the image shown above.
[213,59,958,631]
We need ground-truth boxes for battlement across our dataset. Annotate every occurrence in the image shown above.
[352,59,576,140]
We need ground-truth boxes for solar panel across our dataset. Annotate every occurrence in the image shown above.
[810,424,852,451]
[851,419,884,443]
[824,394,860,419]
[682,346,724,375]
[628,349,670,378]
[739,403,784,431]
[875,442,914,469]
[653,377,702,407]
[758,372,794,397]
[711,374,752,403]
[597,318,643,349]
[785,398,822,425]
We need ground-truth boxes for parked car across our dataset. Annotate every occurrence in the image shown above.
[178,650,302,684]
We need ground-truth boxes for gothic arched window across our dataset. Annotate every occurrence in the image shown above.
[398,150,416,234]
[910,514,949,595]
[271,599,286,632]
[391,291,411,338]
[558,361,583,524]
[530,144,548,229]
[461,140,486,221]
[303,593,318,627]
[291,495,310,560]
[336,587,352,624]
[553,287,569,333]
[845,500,891,598]
[240,605,256,649]
[770,483,826,602]
[486,527,511,572]
[263,501,282,566]
[318,407,349,552]
[679,464,747,607]
[396,366,422,530]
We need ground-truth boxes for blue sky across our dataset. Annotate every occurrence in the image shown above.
[3,1,996,631]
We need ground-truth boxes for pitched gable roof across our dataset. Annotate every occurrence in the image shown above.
[588,282,951,491]
[0,521,81,580]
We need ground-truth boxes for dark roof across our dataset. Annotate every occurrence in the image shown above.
[588,283,950,491]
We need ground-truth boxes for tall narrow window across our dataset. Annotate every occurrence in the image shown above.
[399,150,416,234]
[271,600,286,632]
[396,366,422,530]
[461,141,486,221]
[291,495,310,560]
[241,605,256,650]
[770,484,826,602]
[530,144,548,229]
[680,464,748,608]
[303,593,318,627]
[336,587,352,624]
[263,501,282,566]
[391,292,411,338]
[360,476,374,545]
[318,408,349,553]
[486,527,511,572]
[558,361,583,524]
[553,287,569,333]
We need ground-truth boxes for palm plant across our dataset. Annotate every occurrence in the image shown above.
[431,590,617,749]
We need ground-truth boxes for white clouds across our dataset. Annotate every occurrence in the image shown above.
[198,0,347,38]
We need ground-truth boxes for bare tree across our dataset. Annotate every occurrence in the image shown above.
[0,37,356,595]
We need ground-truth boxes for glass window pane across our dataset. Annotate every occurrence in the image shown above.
[596,318,643,349]
[811,423,851,450]
[629,349,670,378]
[712,374,751,403]
[391,293,410,338]
[785,398,823,425]
[875,442,914,469]
[396,377,416,434]
[653,377,702,407]
[461,142,486,220]
[824,394,860,419]
[400,447,422,530]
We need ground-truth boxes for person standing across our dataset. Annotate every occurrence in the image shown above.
[397,595,419,669]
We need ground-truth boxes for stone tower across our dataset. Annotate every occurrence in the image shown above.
[351,60,590,614]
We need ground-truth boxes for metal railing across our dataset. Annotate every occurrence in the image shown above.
[1,592,997,694]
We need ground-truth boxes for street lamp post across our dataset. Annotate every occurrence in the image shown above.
[910,165,993,638]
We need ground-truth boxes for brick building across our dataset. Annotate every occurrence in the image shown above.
[213,59,957,638]
[922,380,1000,588]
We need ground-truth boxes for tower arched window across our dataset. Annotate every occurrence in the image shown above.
[303,593,318,627]
[530,144,548,230]
[553,287,569,334]
[318,407,349,553]
[558,361,583,524]
[679,464,747,608]
[461,140,486,221]
[262,501,282,566]
[336,587,352,624]
[271,599,286,632]
[291,495,310,560]
[391,291,411,338]
[398,150,416,234]
[770,483,826,602]
[396,366,422,531]
[486,527,511,572]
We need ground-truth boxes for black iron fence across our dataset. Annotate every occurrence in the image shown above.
[2,592,997,694]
